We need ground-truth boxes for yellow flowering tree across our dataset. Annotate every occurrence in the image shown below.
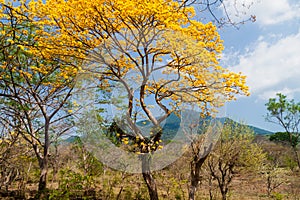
[27,0,249,199]
[0,2,82,195]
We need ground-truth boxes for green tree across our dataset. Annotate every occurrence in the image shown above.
[0,130,35,196]
[185,118,219,200]
[265,93,300,168]
[205,121,266,200]
[0,128,22,191]
[0,3,81,195]
[270,132,299,148]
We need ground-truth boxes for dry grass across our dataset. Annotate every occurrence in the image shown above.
[1,136,299,200]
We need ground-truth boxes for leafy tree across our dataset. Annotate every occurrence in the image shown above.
[0,3,82,195]
[205,121,266,200]
[49,139,103,200]
[0,130,35,196]
[270,132,299,148]
[0,128,21,191]
[265,93,300,168]
[185,118,219,200]
[71,137,104,185]
[27,0,249,199]
[262,164,287,197]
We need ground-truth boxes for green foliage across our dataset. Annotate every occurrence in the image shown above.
[283,155,298,171]
[265,93,300,141]
[49,168,96,200]
[270,132,299,147]
[271,192,286,200]
[205,120,267,200]
[266,93,300,168]
[134,186,149,200]
[107,121,125,146]
[59,169,85,190]
[175,193,182,200]
[217,121,266,169]
[266,93,300,116]
[72,138,104,179]
[262,164,288,198]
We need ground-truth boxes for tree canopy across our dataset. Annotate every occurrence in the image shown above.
[26,0,249,150]
[266,93,300,168]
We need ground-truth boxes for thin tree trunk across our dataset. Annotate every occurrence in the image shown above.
[141,154,159,200]
[189,162,198,200]
[292,147,300,169]
[36,157,49,199]
[208,175,214,200]
[221,192,227,200]
[221,183,229,200]
[38,159,48,192]
[37,118,50,198]
[188,182,196,200]
[189,159,205,200]
[188,146,211,200]
[289,131,300,169]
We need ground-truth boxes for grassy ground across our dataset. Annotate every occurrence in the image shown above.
[1,136,299,200]
[0,166,299,199]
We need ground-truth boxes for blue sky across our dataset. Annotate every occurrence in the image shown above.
[218,0,300,132]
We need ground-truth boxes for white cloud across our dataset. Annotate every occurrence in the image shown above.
[228,30,300,100]
[258,88,300,100]
[223,0,300,26]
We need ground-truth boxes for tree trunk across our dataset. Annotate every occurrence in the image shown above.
[221,192,227,200]
[292,147,300,169]
[37,118,50,198]
[208,175,214,200]
[189,163,198,200]
[38,159,48,192]
[141,154,159,200]
[188,182,196,200]
[188,161,203,200]
[35,157,48,199]
[188,152,210,200]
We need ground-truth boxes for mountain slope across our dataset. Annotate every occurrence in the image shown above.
[137,113,273,137]
[65,113,273,143]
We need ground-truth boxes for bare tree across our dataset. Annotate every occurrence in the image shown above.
[178,0,256,28]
